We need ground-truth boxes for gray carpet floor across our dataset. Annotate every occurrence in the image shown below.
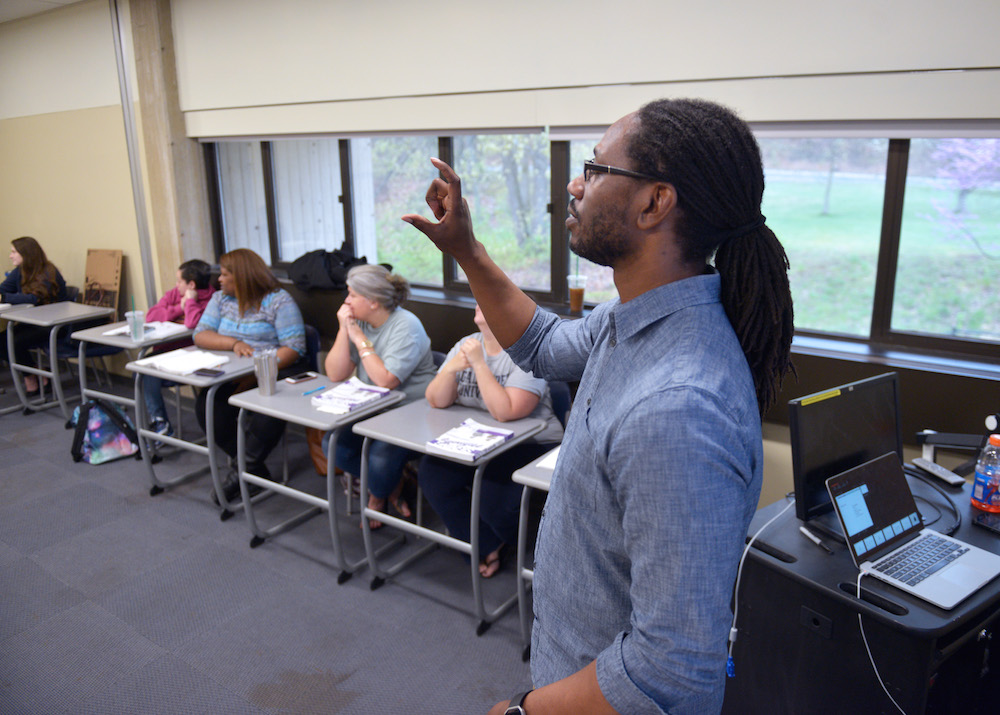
[0,376,533,714]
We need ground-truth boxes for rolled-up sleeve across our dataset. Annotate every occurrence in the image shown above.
[506,306,596,382]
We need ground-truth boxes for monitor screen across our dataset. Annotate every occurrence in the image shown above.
[789,372,903,523]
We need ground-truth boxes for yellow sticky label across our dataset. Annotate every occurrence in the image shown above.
[801,389,842,406]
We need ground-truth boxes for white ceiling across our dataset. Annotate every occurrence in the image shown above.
[0,0,84,25]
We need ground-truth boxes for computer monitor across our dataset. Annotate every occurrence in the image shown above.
[789,372,903,529]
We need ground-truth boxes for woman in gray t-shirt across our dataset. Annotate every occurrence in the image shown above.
[325,264,436,527]
[419,304,563,578]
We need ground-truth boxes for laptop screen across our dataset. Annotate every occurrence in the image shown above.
[826,453,923,563]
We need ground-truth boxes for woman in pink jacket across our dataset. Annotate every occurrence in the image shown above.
[143,259,215,439]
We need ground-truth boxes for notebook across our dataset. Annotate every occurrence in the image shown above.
[826,452,1000,610]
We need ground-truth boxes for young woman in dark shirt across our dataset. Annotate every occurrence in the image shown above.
[1,237,68,393]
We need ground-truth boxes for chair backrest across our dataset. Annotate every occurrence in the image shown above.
[304,324,321,372]
[64,285,81,303]
[431,350,447,368]
[549,380,572,428]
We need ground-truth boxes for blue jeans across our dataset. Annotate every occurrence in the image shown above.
[141,374,175,425]
[326,429,413,500]
[417,442,553,560]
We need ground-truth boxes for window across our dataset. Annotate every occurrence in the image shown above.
[758,138,889,336]
[893,138,1000,342]
[215,141,269,257]
[207,125,1000,366]
[350,135,441,285]
[452,132,551,292]
[271,139,346,261]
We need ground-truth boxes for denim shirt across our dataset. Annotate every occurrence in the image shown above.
[507,272,762,714]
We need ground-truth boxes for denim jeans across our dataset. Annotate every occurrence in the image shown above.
[326,429,413,500]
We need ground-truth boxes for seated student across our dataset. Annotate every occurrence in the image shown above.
[193,248,305,502]
[141,259,216,440]
[324,264,436,527]
[419,304,563,577]
[1,236,68,394]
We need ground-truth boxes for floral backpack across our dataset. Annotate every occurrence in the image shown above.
[70,398,140,465]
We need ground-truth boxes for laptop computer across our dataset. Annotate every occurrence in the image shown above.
[826,452,1000,610]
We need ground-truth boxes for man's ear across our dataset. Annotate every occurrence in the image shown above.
[636,182,677,231]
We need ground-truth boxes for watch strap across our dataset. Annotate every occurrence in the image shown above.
[504,690,532,715]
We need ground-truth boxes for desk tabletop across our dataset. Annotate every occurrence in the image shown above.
[512,446,559,491]
[749,477,1000,636]
[3,301,114,326]
[352,399,544,464]
[228,377,405,431]
[126,346,254,386]
[0,303,32,315]
[71,320,193,350]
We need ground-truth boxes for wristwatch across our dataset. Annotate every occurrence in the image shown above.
[359,339,373,350]
[504,690,532,715]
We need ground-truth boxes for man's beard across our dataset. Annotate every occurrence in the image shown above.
[568,198,631,268]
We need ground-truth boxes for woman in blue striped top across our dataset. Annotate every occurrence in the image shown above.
[193,249,305,502]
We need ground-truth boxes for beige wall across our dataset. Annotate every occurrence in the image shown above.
[172,0,1000,137]
[0,107,145,308]
[0,0,151,309]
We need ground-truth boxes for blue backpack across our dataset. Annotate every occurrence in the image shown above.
[70,398,140,465]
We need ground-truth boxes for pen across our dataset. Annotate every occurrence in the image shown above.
[303,386,324,396]
[799,525,834,555]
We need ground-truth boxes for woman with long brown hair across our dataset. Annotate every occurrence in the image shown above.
[193,248,306,503]
[1,236,68,393]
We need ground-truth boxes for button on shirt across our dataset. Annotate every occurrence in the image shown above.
[507,271,762,714]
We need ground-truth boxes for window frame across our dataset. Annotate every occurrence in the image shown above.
[205,122,1000,368]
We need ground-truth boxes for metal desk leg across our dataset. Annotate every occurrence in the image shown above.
[6,322,58,416]
[47,325,71,423]
[516,484,533,661]
[2,327,27,415]
[359,437,426,591]
[468,464,519,636]
[236,408,319,549]
[137,374,210,498]
[77,338,88,408]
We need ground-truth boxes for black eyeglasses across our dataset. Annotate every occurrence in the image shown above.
[583,159,666,183]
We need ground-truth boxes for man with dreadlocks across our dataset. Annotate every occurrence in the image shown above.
[404,98,794,714]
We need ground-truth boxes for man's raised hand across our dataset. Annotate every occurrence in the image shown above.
[401,157,478,263]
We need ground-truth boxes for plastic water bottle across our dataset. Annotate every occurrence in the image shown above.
[971,434,1000,512]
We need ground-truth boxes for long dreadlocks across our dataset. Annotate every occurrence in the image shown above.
[627,98,795,415]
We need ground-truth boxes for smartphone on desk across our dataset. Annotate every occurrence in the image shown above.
[973,511,1000,537]
[285,371,318,384]
[193,367,225,378]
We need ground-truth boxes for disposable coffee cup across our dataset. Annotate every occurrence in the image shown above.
[125,310,145,340]
[567,275,587,313]
[254,348,278,396]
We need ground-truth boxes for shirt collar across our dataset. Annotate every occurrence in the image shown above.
[611,270,722,343]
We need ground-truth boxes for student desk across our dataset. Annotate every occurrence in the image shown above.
[4,301,114,420]
[0,303,32,416]
[127,347,254,518]
[722,479,1000,714]
[511,445,558,661]
[228,379,404,584]
[352,399,544,635]
[70,321,193,411]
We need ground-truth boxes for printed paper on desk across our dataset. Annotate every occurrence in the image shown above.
[537,446,560,470]
[312,377,390,414]
[103,321,189,339]
[425,418,515,462]
[134,348,230,375]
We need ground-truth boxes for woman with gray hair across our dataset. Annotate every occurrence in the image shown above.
[324,264,436,526]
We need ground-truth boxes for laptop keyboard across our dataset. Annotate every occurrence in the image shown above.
[874,533,969,586]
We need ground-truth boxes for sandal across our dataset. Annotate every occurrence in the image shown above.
[479,544,508,579]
